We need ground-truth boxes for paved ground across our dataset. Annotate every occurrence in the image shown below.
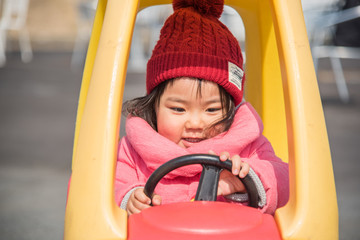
[0,52,359,239]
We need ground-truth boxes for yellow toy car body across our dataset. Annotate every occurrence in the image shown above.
[64,0,338,239]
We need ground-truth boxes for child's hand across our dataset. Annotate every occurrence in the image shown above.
[126,188,162,215]
[208,150,250,196]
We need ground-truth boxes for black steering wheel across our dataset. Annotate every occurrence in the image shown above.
[144,154,259,208]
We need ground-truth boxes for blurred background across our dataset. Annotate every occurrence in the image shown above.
[0,0,359,239]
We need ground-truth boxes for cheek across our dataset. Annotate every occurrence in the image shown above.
[156,112,183,141]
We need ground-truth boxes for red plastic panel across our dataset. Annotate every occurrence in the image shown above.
[128,201,281,240]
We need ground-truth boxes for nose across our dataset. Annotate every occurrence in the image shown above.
[185,112,205,130]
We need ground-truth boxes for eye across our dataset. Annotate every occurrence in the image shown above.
[206,108,221,113]
[170,107,185,112]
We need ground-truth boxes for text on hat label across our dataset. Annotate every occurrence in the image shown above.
[228,61,244,91]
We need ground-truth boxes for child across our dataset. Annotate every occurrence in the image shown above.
[115,0,289,215]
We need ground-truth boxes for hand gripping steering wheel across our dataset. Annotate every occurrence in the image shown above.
[144,154,259,208]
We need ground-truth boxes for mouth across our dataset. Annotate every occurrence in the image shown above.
[181,138,205,147]
[183,138,204,143]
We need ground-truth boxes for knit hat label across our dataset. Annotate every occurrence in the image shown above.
[228,62,244,91]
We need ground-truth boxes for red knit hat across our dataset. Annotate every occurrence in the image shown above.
[146,0,245,106]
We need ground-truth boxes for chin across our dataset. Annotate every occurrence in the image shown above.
[176,141,187,149]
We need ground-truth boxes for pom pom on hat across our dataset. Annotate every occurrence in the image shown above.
[173,0,224,19]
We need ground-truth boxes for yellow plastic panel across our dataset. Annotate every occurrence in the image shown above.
[229,0,337,238]
[139,0,170,10]
[72,0,107,166]
[267,0,338,239]
[64,0,140,239]
[228,0,288,162]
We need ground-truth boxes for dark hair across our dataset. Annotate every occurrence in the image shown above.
[123,79,235,134]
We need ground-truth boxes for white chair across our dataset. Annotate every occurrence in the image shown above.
[0,0,32,67]
[306,2,360,103]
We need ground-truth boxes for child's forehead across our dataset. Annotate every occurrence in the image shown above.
[163,77,220,100]
[167,77,218,90]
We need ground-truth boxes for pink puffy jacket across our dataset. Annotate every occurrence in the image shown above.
[115,102,289,214]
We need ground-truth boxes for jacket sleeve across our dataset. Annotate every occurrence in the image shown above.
[242,135,289,215]
[114,137,145,207]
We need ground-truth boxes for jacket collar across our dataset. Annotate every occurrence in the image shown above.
[125,102,263,179]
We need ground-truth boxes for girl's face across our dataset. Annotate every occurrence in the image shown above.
[156,77,225,148]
